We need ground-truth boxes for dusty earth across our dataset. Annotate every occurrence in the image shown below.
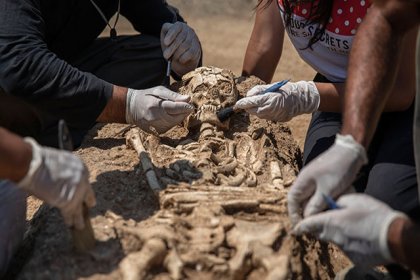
[13,68,349,280]
[14,2,352,280]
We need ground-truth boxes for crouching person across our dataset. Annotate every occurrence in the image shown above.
[0,127,95,276]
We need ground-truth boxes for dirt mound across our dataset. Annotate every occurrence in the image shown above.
[14,68,348,279]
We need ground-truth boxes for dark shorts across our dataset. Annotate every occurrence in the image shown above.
[303,74,420,221]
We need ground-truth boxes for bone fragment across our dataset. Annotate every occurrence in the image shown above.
[120,238,167,280]
[216,160,238,173]
[228,141,236,158]
[164,249,184,280]
[246,170,257,187]
[126,129,162,192]
[270,161,285,189]
[281,164,296,187]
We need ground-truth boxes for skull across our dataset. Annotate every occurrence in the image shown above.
[179,66,238,129]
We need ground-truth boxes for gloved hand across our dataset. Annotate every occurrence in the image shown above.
[234,81,320,122]
[161,21,201,76]
[288,134,368,226]
[125,86,195,134]
[293,193,407,267]
[17,138,96,230]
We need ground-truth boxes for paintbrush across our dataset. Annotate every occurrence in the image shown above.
[216,79,290,122]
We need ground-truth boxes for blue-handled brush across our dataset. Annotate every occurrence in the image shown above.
[322,193,341,210]
[216,79,290,122]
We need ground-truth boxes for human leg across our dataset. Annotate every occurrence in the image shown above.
[303,73,343,165]
[70,35,167,89]
[0,181,27,277]
[302,111,341,165]
[363,106,419,221]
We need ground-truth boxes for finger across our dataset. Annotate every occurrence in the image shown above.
[178,40,200,65]
[177,44,198,65]
[171,34,190,62]
[246,85,269,97]
[72,205,85,230]
[84,184,96,208]
[303,190,328,217]
[164,112,189,126]
[293,211,335,236]
[336,193,378,209]
[234,95,268,110]
[151,87,191,102]
[287,175,317,226]
[160,22,172,40]
[254,106,275,120]
[163,34,185,60]
[287,192,303,227]
[60,208,73,227]
[163,22,183,47]
[162,101,195,115]
[256,103,276,116]
[244,107,258,116]
[163,24,186,59]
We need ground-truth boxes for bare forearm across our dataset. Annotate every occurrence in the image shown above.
[97,85,128,123]
[342,2,420,147]
[342,8,401,147]
[388,217,420,275]
[242,0,283,83]
[243,40,281,83]
[315,82,344,112]
[0,128,32,182]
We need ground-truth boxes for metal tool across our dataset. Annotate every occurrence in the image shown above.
[162,59,172,88]
[216,79,290,122]
[58,120,96,252]
[58,120,73,151]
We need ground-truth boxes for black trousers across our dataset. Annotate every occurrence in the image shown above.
[70,35,167,90]
[0,34,166,148]
[303,74,420,222]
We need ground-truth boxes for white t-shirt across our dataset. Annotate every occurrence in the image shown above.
[278,0,369,82]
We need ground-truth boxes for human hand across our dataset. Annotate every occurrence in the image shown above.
[234,81,320,122]
[161,22,201,76]
[293,193,406,267]
[17,138,96,230]
[287,134,367,226]
[125,86,195,134]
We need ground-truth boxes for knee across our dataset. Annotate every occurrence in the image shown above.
[303,135,335,166]
[364,163,419,218]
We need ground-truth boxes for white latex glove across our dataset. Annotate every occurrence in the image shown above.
[161,22,201,76]
[234,81,320,122]
[293,193,407,267]
[17,138,96,230]
[125,86,195,134]
[288,134,368,226]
